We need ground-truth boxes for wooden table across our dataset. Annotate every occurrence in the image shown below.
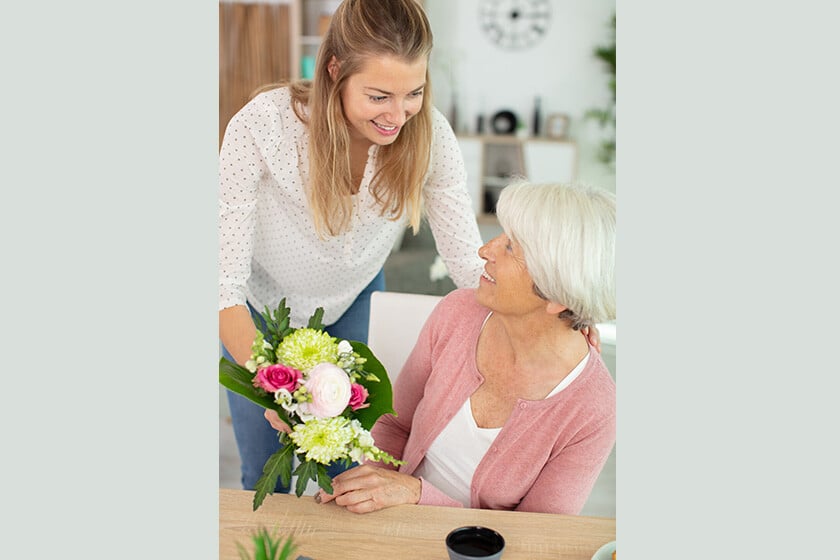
[220,488,615,560]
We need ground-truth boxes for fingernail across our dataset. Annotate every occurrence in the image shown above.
[314,492,322,504]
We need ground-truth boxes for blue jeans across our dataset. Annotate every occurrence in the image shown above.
[223,269,386,491]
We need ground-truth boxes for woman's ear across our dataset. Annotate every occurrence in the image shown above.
[545,300,567,316]
[327,56,340,81]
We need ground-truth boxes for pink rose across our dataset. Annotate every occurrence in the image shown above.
[253,364,302,393]
[348,383,370,411]
[301,363,351,418]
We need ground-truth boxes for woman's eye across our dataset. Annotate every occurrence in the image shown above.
[410,90,424,98]
[369,95,387,103]
[505,243,513,252]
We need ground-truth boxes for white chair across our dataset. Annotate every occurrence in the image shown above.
[367,291,443,380]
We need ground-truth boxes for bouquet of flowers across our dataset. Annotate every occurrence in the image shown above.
[219,298,403,511]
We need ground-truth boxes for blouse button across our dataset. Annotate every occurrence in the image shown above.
[519,402,527,409]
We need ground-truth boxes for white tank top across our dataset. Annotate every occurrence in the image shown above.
[414,352,589,506]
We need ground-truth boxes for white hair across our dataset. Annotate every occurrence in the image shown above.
[495,180,615,328]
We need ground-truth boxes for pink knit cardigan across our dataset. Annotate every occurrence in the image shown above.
[368,288,616,515]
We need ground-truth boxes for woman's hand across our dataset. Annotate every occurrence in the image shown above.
[316,464,421,514]
[263,409,292,434]
[583,324,602,353]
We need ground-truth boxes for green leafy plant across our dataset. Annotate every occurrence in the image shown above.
[219,298,402,511]
[586,13,616,167]
[236,527,297,560]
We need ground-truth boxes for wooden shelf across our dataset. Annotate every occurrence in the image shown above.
[457,135,578,222]
[300,35,323,46]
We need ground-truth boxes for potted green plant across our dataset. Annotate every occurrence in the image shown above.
[236,527,298,560]
[586,13,616,167]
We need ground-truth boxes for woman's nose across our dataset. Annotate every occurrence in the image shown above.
[478,237,497,260]
[386,101,408,125]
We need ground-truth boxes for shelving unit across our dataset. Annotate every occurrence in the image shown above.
[289,0,426,80]
[457,134,578,223]
[289,0,340,80]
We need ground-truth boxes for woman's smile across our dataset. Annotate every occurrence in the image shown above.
[371,120,400,136]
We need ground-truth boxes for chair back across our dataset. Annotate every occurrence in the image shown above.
[367,291,443,381]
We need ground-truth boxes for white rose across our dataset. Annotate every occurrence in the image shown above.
[300,363,352,418]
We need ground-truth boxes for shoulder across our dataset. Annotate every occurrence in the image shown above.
[584,351,616,395]
[441,287,480,306]
[428,288,487,331]
[415,289,486,358]
[236,86,290,121]
[567,351,616,426]
[230,86,305,144]
[429,105,456,142]
[429,105,449,128]
[425,106,465,176]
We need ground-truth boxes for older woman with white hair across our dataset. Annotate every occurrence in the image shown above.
[288,180,616,515]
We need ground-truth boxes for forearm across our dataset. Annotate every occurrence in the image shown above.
[219,305,257,365]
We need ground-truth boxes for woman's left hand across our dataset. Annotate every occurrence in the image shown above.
[583,324,602,353]
[263,409,292,434]
[316,464,421,514]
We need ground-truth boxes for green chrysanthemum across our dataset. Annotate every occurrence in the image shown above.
[289,416,354,465]
[275,328,338,372]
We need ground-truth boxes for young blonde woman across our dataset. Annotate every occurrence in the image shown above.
[219,0,487,493]
[220,0,601,493]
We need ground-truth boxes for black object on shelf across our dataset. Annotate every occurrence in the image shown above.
[490,110,518,135]
[532,96,542,137]
[484,191,497,214]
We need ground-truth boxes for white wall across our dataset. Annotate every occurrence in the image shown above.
[424,0,616,192]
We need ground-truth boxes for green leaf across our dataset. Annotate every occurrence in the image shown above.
[276,535,297,560]
[292,458,319,497]
[349,341,396,431]
[307,307,326,331]
[236,528,297,560]
[585,11,616,167]
[316,463,334,495]
[218,358,293,428]
[252,443,295,511]
[261,298,293,346]
[254,534,268,560]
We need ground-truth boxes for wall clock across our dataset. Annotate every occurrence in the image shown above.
[479,0,552,51]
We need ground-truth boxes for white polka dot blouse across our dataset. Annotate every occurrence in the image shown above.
[218,87,484,327]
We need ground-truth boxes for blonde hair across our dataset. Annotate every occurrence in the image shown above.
[496,180,616,329]
[256,0,432,237]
